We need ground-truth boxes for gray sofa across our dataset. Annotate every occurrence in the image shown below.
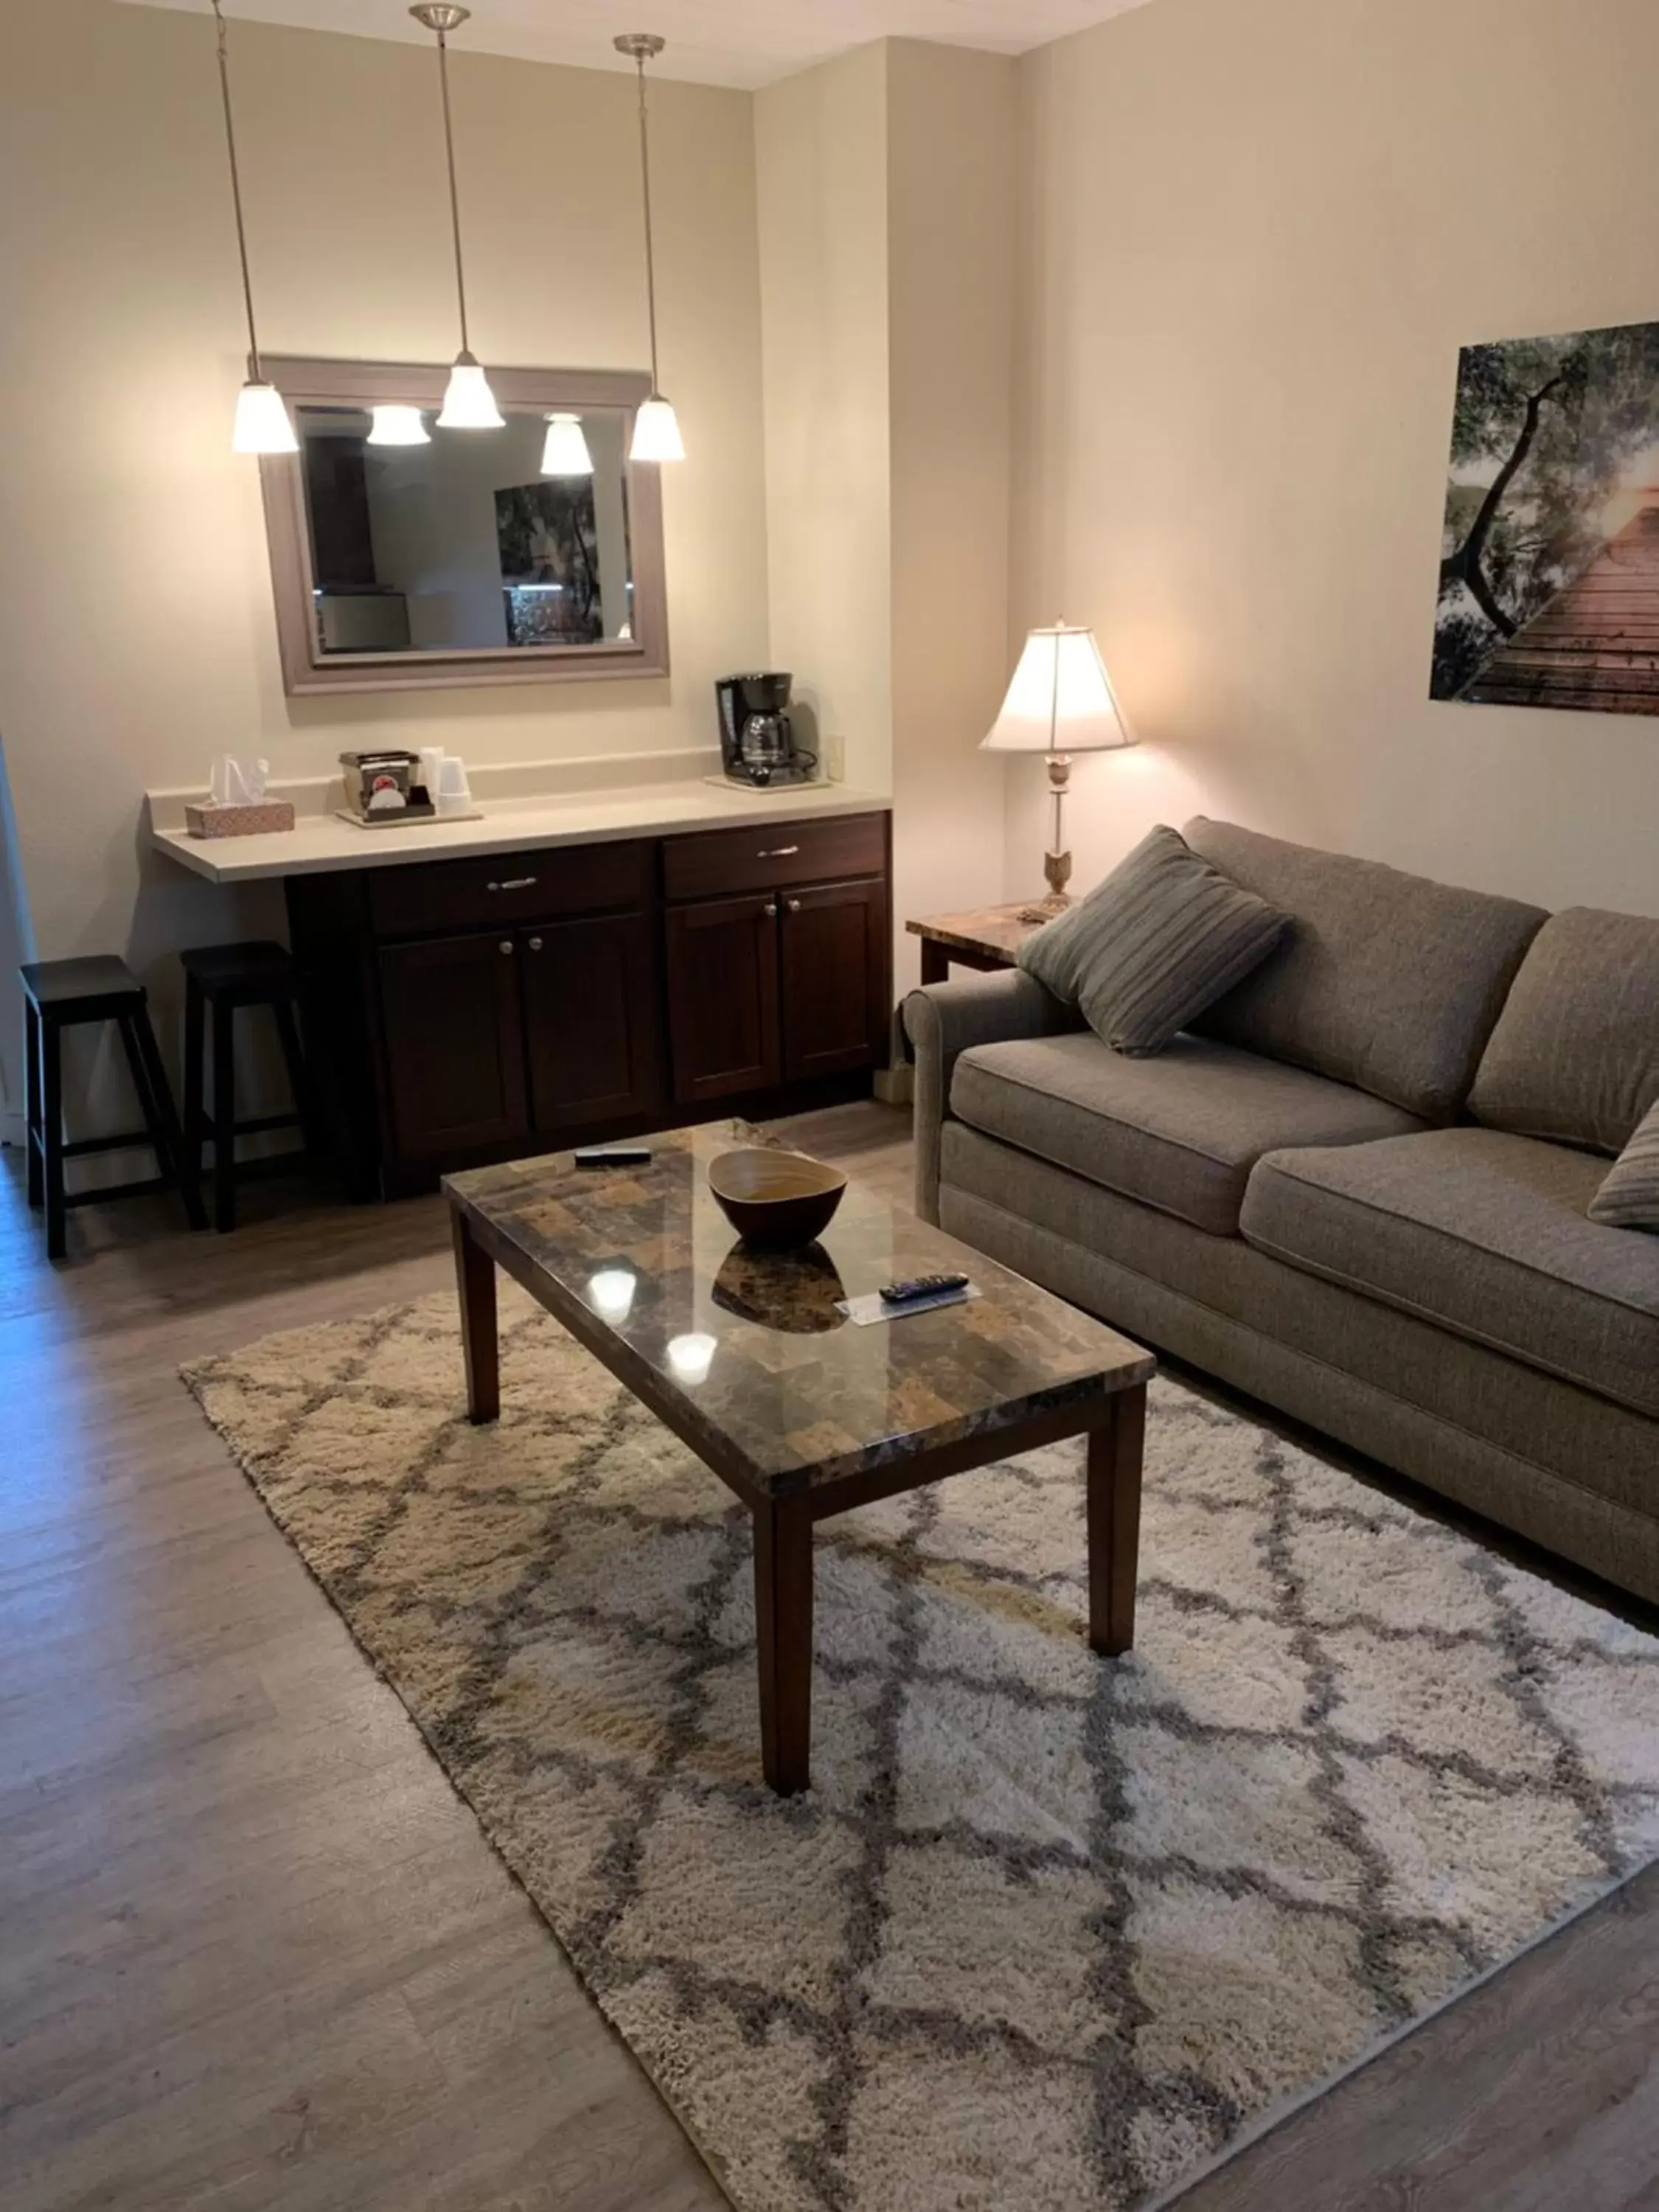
[905,818,1659,1604]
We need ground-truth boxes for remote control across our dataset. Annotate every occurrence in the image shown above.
[572,1145,653,1168]
[878,1271,971,1306]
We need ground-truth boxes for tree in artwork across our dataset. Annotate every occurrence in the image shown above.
[1432,319,1659,713]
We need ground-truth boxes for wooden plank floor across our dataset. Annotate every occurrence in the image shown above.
[1,1103,1655,2211]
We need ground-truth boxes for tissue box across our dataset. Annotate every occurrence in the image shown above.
[185,800,296,840]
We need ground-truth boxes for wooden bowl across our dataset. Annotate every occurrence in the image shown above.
[707,1148,848,1248]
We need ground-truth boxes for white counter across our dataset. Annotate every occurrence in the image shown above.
[148,772,891,886]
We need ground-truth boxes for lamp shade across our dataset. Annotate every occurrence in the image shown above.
[439,352,504,430]
[540,412,594,476]
[232,379,299,456]
[981,623,1133,754]
[630,395,685,464]
[368,403,431,447]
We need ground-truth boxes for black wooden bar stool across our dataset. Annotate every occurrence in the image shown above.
[181,941,318,1234]
[21,956,208,1261]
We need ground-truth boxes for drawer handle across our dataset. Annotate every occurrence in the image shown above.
[757,845,799,859]
[762,902,779,919]
[488,875,538,892]
[786,897,802,913]
[499,940,514,956]
[527,936,543,952]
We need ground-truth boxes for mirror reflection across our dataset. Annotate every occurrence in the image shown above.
[298,406,635,657]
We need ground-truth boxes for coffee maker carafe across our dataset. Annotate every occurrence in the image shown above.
[716,672,818,789]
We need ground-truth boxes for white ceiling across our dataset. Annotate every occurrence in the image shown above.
[118,0,1152,90]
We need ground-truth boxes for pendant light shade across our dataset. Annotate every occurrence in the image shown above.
[629,397,684,465]
[368,403,431,447]
[439,353,506,430]
[412,5,501,431]
[540,412,594,476]
[615,33,684,465]
[211,4,296,456]
[233,380,300,455]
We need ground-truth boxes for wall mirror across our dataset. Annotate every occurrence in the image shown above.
[258,358,668,695]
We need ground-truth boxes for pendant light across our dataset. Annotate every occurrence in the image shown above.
[368,405,431,447]
[411,4,504,430]
[614,34,685,463]
[540,413,594,476]
[211,1,297,454]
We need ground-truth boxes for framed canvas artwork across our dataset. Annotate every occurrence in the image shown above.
[1433,317,1659,714]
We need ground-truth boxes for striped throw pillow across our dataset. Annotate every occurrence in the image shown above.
[1018,824,1290,1057]
[1589,1098,1659,1231]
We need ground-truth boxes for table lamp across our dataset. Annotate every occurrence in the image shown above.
[981,621,1135,922]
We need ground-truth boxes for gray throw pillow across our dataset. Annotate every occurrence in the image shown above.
[1588,1098,1659,1231]
[1018,824,1290,1056]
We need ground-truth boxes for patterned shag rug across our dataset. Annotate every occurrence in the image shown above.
[184,1287,1659,2212]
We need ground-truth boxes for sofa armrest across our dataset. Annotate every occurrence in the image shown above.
[903,971,1080,1224]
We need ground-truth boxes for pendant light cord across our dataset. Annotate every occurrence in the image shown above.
[632,52,661,397]
[211,0,262,379]
[431,26,472,355]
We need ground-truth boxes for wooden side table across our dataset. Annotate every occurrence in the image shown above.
[906,903,1042,986]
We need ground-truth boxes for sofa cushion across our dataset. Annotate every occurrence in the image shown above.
[1015,824,1288,1055]
[1184,818,1547,1122]
[1469,907,1659,1156]
[1240,1127,1659,1419]
[1590,1099,1659,1232]
[950,1030,1424,1237]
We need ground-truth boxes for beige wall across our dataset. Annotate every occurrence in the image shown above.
[755,44,894,798]
[0,0,770,1026]
[1008,0,1659,917]
[887,42,1018,992]
[757,40,1018,998]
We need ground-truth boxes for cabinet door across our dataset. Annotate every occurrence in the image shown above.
[780,877,888,1082]
[665,894,782,1105]
[521,911,664,1136]
[377,931,529,1161]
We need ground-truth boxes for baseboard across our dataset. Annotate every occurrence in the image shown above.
[873,1063,914,1107]
[1,1108,25,1150]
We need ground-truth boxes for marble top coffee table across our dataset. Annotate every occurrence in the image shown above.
[445,1124,1155,1795]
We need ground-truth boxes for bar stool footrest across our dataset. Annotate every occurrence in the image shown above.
[204,1110,305,1146]
[48,1128,160,1161]
[63,1175,178,1209]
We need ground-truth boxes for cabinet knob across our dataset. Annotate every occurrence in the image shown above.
[528,936,543,952]
[499,939,514,956]
[762,902,778,919]
[786,897,802,914]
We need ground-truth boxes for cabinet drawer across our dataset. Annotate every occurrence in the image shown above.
[367,840,653,938]
[662,812,886,902]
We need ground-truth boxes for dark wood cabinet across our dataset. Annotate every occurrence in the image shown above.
[378,931,529,1159]
[665,894,782,1104]
[288,809,891,1194]
[780,878,887,1080]
[521,911,663,1135]
[661,820,892,1109]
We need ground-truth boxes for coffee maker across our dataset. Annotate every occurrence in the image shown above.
[716,672,818,789]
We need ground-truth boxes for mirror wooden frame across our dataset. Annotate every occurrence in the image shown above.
[257,356,669,696]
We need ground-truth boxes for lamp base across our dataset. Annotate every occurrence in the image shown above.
[1017,843,1077,926]
[1016,891,1074,925]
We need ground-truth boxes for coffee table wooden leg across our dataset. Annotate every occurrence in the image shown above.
[753,1494,814,1795]
[451,1208,499,1425]
[1087,1382,1146,1655]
